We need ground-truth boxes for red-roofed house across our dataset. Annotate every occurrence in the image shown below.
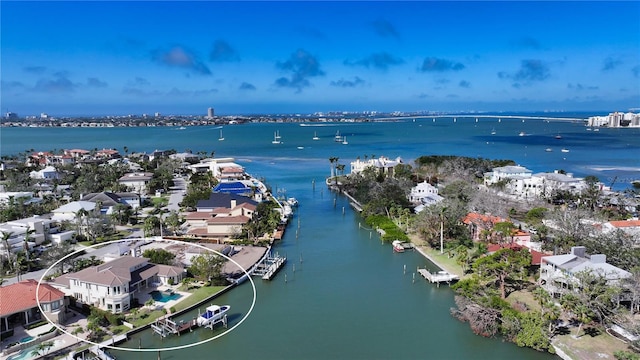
[486,243,546,266]
[462,212,506,241]
[0,280,68,335]
[603,219,640,239]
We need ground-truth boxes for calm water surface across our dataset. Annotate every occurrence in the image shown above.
[3,117,638,359]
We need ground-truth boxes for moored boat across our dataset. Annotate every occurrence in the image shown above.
[197,304,231,327]
[561,148,570,153]
[392,240,405,253]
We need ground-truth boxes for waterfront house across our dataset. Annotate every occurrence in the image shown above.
[55,256,184,313]
[0,280,68,335]
[118,172,154,194]
[186,157,237,175]
[186,195,256,242]
[539,246,631,297]
[484,165,532,186]
[350,156,403,177]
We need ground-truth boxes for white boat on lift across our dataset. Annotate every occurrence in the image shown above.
[197,304,231,327]
[392,240,405,253]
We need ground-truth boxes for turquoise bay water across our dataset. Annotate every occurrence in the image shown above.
[2,116,639,359]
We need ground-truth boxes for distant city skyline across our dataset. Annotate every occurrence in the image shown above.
[1,1,639,117]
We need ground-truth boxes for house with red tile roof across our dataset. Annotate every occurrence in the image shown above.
[462,212,507,241]
[0,280,68,335]
[602,219,640,239]
[486,243,546,266]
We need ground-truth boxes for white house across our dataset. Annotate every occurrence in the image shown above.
[51,201,97,222]
[57,256,184,313]
[186,157,237,175]
[0,216,51,255]
[539,246,631,297]
[484,165,533,186]
[29,165,60,180]
[350,156,403,176]
[118,172,154,194]
[408,181,439,204]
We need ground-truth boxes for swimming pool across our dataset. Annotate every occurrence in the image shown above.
[7,339,65,360]
[149,290,181,303]
[19,336,33,343]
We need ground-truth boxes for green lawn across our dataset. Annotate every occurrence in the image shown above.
[173,285,226,312]
[124,285,226,328]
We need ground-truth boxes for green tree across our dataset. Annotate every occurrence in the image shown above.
[188,253,226,285]
[514,311,552,352]
[164,210,184,235]
[142,248,175,265]
[492,221,517,244]
[472,247,531,299]
[143,216,161,237]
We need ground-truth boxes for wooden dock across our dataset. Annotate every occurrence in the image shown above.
[417,269,459,286]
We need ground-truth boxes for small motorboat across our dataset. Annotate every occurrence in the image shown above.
[561,148,570,153]
[519,131,526,136]
[197,304,231,327]
[392,240,405,253]
[545,148,553,152]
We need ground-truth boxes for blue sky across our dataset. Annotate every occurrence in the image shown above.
[2,1,639,116]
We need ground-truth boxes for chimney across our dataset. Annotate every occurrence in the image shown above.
[590,254,607,264]
[571,246,586,258]
[230,199,237,208]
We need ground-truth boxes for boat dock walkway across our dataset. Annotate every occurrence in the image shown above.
[418,268,459,286]
[252,252,287,280]
[151,317,196,337]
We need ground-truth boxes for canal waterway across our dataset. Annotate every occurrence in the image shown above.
[3,115,639,359]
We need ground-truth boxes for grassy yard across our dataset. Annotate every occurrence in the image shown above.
[505,289,542,312]
[552,328,632,360]
[409,235,465,278]
[173,285,226,312]
[151,196,169,207]
[124,285,226,328]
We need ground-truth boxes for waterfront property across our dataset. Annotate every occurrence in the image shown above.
[185,194,257,242]
[53,256,185,313]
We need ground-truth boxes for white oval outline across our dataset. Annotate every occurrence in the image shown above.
[36,238,257,352]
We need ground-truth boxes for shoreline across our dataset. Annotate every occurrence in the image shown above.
[407,234,464,278]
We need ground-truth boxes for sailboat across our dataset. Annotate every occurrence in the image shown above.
[491,128,497,135]
[312,131,319,140]
[342,136,348,145]
[272,131,282,144]
[334,130,343,142]
[218,129,225,141]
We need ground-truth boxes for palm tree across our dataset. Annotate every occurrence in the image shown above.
[30,340,54,357]
[328,157,338,178]
[1,231,14,274]
[22,229,35,272]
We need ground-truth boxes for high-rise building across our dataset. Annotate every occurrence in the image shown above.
[207,107,215,119]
